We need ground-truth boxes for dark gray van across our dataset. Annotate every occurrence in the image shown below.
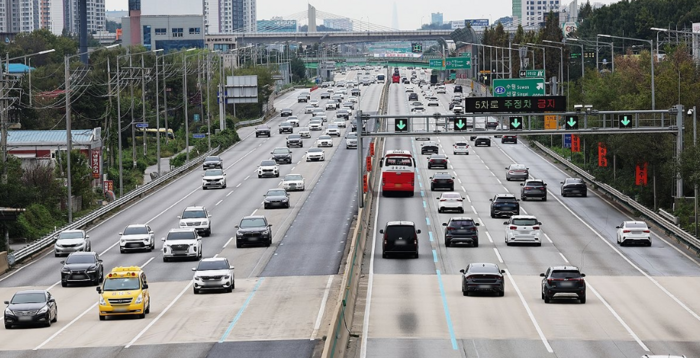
[380,221,421,258]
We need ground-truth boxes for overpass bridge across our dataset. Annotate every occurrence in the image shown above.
[233,30,454,46]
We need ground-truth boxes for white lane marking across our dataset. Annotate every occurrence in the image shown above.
[549,191,700,323]
[496,178,502,184]
[466,195,471,203]
[504,269,553,353]
[521,208,528,215]
[244,175,250,180]
[471,206,477,215]
[236,183,242,188]
[311,275,334,340]
[223,237,233,248]
[227,191,233,197]
[544,233,552,243]
[145,185,200,225]
[360,188,382,358]
[457,178,462,184]
[587,283,649,351]
[36,258,154,350]
[493,248,504,263]
[461,186,467,193]
[486,232,493,243]
[559,252,569,263]
[251,209,257,216]
[125,280,192,348]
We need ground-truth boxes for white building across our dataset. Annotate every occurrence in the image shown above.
[0,0,40,33]
[521,0,560,27]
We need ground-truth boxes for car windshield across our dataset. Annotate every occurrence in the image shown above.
[320,136,331,140]
[449,220,475,227]
[495,196,517,202]
[285,174,302,181]
[167,231,197,240]
[625,222,648,229]
[468,265,499,274]
[58,231,83,240]
[66,254,95,264]
[455,142,468,146]
[197,260,229,271]
[204,169,223,176]
[205,156,220,162]
[267,189,286,197]
[260,160,276,166]
[103,277,140,291]
[11,292,46,304]
[240,218,266,228]
[347,133,357,139]
[551,270,581,279]
[309,148,322,153]
[299,127,309,131]
[512,218,538,226]
[272,148,289,154]
[124,226,148,235]
[182,210,206,219]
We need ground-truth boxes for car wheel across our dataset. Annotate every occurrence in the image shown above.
[580,295,586,304]
[459,208,464,213]
[463,289,470,297]
[506,177,510,181]
[120,248,125,253]
[537,243,542,247]
[139,312,146,319]
[236,241,242,248]
[543,196,547,201]
[55,252,59,257]
[286,203,290,208]
[561,192,566,197]
[505,239,511,246]
[382,252,387,258]
[52,309,58,322]
[46,317,51,327]
[145,301,150,314]
[473,240,479,247]
[449,187,454,191]
[541,289,545,300]
[583,192,588,197]
[490,212,495,218]
[498,290,504,297]
[445,239,451,247]
[264,204,268,209]
[521,196,526,201]
[544,295,551,303]
[99,315,106,321]
[150,242,155,251]
[430,185,434,191]
[258,174,262,178]
[163,257,169,262]
[61,281,67,287]
[438,207,442,213]
[231,280,236,290]
[266,239,272,247]
[193,287,199,294]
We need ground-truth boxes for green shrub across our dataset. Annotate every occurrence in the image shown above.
[17,204,63,241]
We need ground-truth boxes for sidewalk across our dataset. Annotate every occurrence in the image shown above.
[143,146,194,184]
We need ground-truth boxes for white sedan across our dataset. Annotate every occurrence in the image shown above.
[325,103,337,110]
[304,105,315,114]
[309,120,323,131]
[504,215,542,246]
[325,125,341,137]
[282,173,305,191]
[317,135,334,147]
[286,116,299,127]
[298,127,311,138]
[453,142,470,155]
[333,118,346,128]
[616,221,652,246]
[309,99,320,107]
[306,148,325,161]
[437,192,464,213]
[427,98,440,106]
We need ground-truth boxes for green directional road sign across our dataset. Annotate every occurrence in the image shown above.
[518,69,545,78]
[509,116,523,130]
[395,118,408,132]
[619,114,633,128]
[493,78,546,97]
[565,115,579,130]
[454,118,467,131]
[445,57,471,69]
[429,59,444,68]
[459,52,472,58]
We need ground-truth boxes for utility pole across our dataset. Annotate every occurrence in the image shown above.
[117,56,123,197]
[141,54,147,156]
[1,54,7,185]
[65,55,73,223]
[162,54,169,143]
[155,55,161,176]
[129,56,136,168]
[206,53,212,150]
[183,55,190,161]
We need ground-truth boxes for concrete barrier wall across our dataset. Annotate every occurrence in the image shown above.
[321,80,389,358]
[0,251,8,274]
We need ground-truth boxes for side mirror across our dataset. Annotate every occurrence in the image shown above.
[191,268,197,271]
[161,238,166,241]
[177,216,181,219]
[208,214,212,218]
[379,229,384,234]
[142,284,149,289]
[500,270,506,274]
[520,183,524,186]
[489,199,493,201]
[86,235,90,238]
[538,222,543,225]
[416,229,421,234]
[230,266,235,270]
[560,182,564,184]
[615,226,621,229]
[96,287,102,294]
[119,232,123,235]
[224,173,227,176]
[442,223,447,226]
[98,259,103,263]
[505,167,509,169]
[539,273,545,277]
[503,222,508,225]
[581,273,586,277]
[459,269,465,274]
[268,224,273,227]
[235,225,239,228]
[475,223,480,226]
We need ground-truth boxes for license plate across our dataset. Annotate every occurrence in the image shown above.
[73,275,85,279]
[395,184,402,188]
[559,282,575,287]
[18,316,32,321]
[478,285,492,289]
[113,308,128,312]
[394,240,406,245]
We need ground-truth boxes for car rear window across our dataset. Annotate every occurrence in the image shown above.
[449,220,475,227]
[385,225,416,239]
[443,193,462,199]
[626,222,648,229]
[551,270,581,279]
[511,164,526,170]
[527,181,545,187]
[512,218,538,226]
[468,265,498,274]
[495,196,517,202]
[455,142,468,146]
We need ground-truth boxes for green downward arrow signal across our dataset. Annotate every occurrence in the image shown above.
[567,118,577,127]
[621,118,631,126]
[456,120,465,129]
[512,118,521,128]
[397,120,406,130]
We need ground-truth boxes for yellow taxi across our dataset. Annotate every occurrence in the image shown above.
[96,266,150,320]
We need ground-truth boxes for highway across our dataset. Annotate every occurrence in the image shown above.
[358,70,700,358]
[0,70,379,357]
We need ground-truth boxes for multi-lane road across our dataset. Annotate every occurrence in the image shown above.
[0,70,379,357]
[358,70,700,358]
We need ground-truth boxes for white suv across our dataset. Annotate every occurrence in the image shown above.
[119,224,155,253]
[192,257,235,293]
[436,192,465,213]
[162,228,202,262]
[504,215,542,246]
[257,160,279,178]
[178,206,212,236]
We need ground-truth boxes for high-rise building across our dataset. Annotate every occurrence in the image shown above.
[40,0,64,35]
[431,12,443,26]
[512,0,522,26]
[63,0,105,35]
[204,0,256,33]
[323,18,352,31]
[521,0,560,27]
[0,0,40,33]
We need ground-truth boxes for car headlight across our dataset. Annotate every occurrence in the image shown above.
[135,293,143,304]
[61,268,70,273]
[87,266,97,273]
[224,275,231,279]
[264,199,271,203]
[281,198,288,202]
[37,305,48,314]
[194,275,202,281]
[5,308,14,316]
[202,220,209,226]
[179,221,186,226]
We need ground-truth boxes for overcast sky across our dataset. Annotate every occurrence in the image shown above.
[106,0,623,30]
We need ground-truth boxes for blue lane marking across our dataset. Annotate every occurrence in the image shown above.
[426,217,430,226]
[421,191,425,197]
[436,270,459,350]
[432,249,438,262]
[419,182,423,188]
[429,231,434,242]
[423,201,426,208]
[219,277,265,342]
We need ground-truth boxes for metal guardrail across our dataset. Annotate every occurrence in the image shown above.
[658,208,680,225]
[533,141,700,254]
[234,116,265,128]
[11,147,219,264]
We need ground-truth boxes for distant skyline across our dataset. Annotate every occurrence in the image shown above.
[106,0,624,30]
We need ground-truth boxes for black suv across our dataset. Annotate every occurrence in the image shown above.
[408,93,418,101]
[337,109,351,119]
[286,134,303,148]
[380,221,421,259]
[420,141,439,154]
[430,172,454,191]
[442,217,480,247]
[255,125,271,138]
[60,252,104,286]
[202,156,223,170]
[235,216,272,248]
[460,263,505,297]
[270,147,292,164]
[561,178,587,197]
[453,85,463,93]
[490,194,520,218]
[540,266,586,304]
[521,179,547,201]
[279,122,294,134]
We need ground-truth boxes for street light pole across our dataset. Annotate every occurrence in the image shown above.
[535,42,564,95]
[183,54,190,161]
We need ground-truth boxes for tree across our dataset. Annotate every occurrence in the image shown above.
[290,56,307,82]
